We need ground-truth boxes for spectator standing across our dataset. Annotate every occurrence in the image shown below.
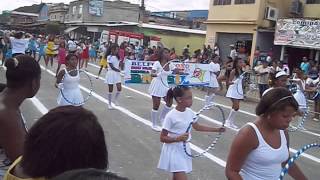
[169,48,177,60]
[213,43,219,56]
[300,57,310,75]
[229,44,237,60]
[254,60,271,98]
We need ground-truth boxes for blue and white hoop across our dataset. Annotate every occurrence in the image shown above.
[279,143,320,180]
[287,81,309,132]
[60,69,93,106]
[183,103,226,158]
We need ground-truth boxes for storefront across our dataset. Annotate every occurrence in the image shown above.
[274,18,320,71]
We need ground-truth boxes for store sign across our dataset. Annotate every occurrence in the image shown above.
[89,0,104,16]
[274,18,320,49]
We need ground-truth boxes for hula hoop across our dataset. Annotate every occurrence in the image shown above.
[183,103,226,158]
[287,81,309,132]
[279,143,320,180]
[235,71,249,96]
[288,106,309,132]
[60,69,93,106]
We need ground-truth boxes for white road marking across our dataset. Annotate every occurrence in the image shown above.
[40,65,227,167]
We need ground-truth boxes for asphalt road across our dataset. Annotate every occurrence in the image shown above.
[0,59,319,180]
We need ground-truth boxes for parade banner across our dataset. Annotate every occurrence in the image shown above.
[89,0,104,16]
[125,61,211,86]
[274,18,320,49]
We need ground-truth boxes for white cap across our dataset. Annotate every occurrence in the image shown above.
[275,71,288,78]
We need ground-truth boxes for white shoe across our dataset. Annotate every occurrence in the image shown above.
[224,120,231,128]
[299,126,307,131]
[230,123,239,129]
[152,125,162,132]
[313,118,319,122]
[114,101,119,106]
[108,104,114,110]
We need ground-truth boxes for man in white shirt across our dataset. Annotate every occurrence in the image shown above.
[67,39,77,53]
[229,44,237,60]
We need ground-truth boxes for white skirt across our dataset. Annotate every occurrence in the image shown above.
[294,90,307,110]
[209,78,219,88]
[105,70,121,84]
[57,88,84,106]
[149,78,169,98]
[158,142,192,173]
[226,82,244,100]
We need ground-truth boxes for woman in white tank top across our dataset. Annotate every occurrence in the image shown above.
[226,87,307,180]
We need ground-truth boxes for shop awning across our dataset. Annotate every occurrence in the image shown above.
[64,26,79,34]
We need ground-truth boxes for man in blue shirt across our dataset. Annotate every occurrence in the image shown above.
[300,56,310,74]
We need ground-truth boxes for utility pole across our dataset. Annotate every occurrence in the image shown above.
[139,0,146,23]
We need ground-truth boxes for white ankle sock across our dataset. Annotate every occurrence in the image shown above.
[151,109,159,127]
[114,91,120,103]
[108,93,112,105]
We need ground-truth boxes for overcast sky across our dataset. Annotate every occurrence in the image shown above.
[0,0,210,13]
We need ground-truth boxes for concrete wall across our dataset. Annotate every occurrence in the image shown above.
[66,0,139,23]
[141,28,205,56]
[304,4,320,18]
[208,0,260,23]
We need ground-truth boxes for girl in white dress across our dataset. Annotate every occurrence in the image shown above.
[149,47,174,131]
[291,68,307,114]
[105,44,122,110]
[56,54,84,106]
[225,58,246,129]
[204,55,220,107]
[158,86,225,180]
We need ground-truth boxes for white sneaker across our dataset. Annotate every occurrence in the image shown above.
[313,118,319,122]
[114,101,119,106]
[224,120,231,128]
[108,104,114,110]
[152,125,162,132]
[299,126,307,131]
[230,123,239,129]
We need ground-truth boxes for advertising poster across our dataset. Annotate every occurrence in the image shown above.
[274,18,320,49]
[89,0,104,17]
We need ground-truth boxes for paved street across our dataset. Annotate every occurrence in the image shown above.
[1,61,320,180]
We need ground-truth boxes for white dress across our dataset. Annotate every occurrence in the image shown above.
[57,69,84,106]
[208,62,220,88]
[226,75,244,100]
[105,55,121,84]
[158,108,197,173]
[293,79,307,111]
[148,61,172,98]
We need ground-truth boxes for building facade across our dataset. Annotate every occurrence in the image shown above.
[49,3,69,23]
[205,0,320,67]
[65,0,140,24]
[149,10,208,30]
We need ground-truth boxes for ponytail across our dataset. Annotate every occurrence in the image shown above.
[166,86,190,101]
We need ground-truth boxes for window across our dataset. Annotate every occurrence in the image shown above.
[213,0,231,5]
[235,0,255,4]
[72,6,76,14]
[79,4,83,14]
[306,0,320,4]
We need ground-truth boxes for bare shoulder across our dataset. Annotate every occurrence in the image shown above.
[235,125,259,148]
